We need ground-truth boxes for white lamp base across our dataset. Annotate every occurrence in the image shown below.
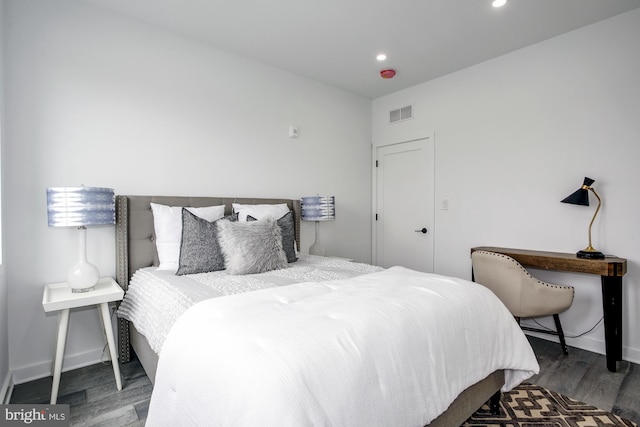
[309,221,326,256]
[67,261,99,293]
[68,227,99,293]
[309,242,326,257]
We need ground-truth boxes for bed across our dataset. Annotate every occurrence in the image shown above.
[114,195,538,426]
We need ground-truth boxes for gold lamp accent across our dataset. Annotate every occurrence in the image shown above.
[561,177,604,259]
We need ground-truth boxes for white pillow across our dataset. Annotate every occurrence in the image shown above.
[150,203,225,272]
[232,203,290,222]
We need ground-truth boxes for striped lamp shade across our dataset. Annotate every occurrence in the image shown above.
[47,186,116,227]
[301,196,335,221]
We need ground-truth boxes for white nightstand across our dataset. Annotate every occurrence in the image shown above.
[42,277,124,404]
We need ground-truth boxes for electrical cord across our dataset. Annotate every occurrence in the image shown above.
[100,302,118,366]
[530,316,604,338]
[100,343,111,366]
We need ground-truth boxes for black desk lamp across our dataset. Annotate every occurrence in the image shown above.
[561,177,604,259]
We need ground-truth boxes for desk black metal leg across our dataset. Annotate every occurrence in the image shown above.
[601,275,622,372]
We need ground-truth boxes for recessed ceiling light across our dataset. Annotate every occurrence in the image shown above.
[376,54,387,61]
[492,0,507,7]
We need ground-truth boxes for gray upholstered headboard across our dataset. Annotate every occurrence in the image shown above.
[115,195,302,362]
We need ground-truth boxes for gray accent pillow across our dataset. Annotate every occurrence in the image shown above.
[176,210,235,276]
[247,211,297,263]
[217,217,289,275]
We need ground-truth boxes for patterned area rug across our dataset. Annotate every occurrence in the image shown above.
[463,383,637,427]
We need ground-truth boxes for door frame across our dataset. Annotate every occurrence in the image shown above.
[371,134,435,270]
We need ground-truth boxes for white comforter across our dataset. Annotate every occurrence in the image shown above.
[146,267,539,427]
[117,254,383,354]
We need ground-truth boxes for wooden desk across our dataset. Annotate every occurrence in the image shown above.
[471,246,627,372]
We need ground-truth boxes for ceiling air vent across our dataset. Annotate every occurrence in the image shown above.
[389,105,413,123]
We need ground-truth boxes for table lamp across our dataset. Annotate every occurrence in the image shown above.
[560,177,604,259]
[300,196,335,256]
[47,186,116,292]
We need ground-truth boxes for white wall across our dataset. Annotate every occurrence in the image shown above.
[4,0,372,383]
[0,0,11,402]
[373,9,640,363]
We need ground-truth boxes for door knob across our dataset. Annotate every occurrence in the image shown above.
[415,228,428,234]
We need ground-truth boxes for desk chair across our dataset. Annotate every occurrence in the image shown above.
[471,250,575,355]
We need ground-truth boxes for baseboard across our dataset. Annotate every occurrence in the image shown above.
[623,344,640,365]
[1,371,13,404]
[524,331,640,365]
[11,347,107,385]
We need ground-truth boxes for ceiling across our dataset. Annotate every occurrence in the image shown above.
[80,0,640,99]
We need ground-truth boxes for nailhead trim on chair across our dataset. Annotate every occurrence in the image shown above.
[475,251,575,295]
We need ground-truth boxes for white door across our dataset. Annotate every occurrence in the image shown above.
[374,137,434,272]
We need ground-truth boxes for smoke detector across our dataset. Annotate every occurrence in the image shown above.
[380,69,396,79]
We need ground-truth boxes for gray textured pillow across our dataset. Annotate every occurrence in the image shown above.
[217,217,288,275]
[247,211,297,263]
[176,209,228,276]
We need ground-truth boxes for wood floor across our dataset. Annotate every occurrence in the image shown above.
[9,336,640,426]
[527,336,640,424]
[9,358,151,426]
